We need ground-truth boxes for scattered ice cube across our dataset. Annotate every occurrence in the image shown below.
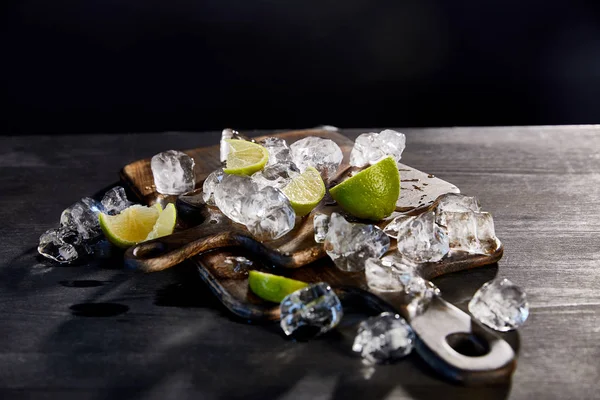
[468,278,529,331]
[202,168,225,206]
[38,227,87,263]
[290,137,343,181]
[352,312,415,364]
[251,162,300,190]
[349,129,406,167]
[324,213,390,272]
[151,150,196,195]
[224,256,253,273]
[214,174,258,224]
[101,186,132,215]
[241,186,296,241]
[396,211,449,263]
[60,197,103,240]
[383,214,416,239]
[313,214,330,243]
[280,282,343,337]
[435,193,481,213]
[220,128,248,163]
[439,211,500,255]
[259,137,293,166]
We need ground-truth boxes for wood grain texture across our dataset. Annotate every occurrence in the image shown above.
[0,126,598,399]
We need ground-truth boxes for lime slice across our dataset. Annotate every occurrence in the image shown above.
[223,139,269,176]
[99,203,176,248]
[282,166,326,217]
[145,203,177,240]
[329,156,400,221]
[248,270,309,303]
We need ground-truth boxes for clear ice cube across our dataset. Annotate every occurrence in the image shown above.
[290,137,343,182]
[352,312,415,364]
[38,227,87,263]
[324,213,390,272]
[383,214,416,239]
[439,211,500,255]
[220,128,248,163]
[396,211,449,263]
[435,193,481,218]
[280,282,343,337]
[349,129,406,167]
[259,137,293,166]
[241,186,296,241]
[313,214,330,243]
[101,186,132,215]
[60,197,103,240]
[468,278,529,331]
[213,174,258,224]
[202,168,225,206]
[151,150,196,195]
[251,162,300,190]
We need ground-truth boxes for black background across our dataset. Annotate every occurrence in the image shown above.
[3,0,600,134]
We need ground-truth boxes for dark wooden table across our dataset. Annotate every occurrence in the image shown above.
[1,126,598,399]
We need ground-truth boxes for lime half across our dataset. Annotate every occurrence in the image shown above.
[145,203,177,240]
[282,166,326,217]
[248,270,309,303]
[329,156,400,221]
[223,139,269,176]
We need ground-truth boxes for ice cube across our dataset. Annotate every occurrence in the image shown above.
[349,129,406,167]
[383,214,416,238]
[435,193,481,221]
[259,137,293,166]
[101,186,132,215]
[468,278,529,331]
[241,186,296,241]
[396,211,449,263]
[38,227,87,263]
[151,150,196,195]
[313,214,330,243]
[214,174,258,224]
[352,312,415,364]
[220,128,249,163]
[324,213,390,272]
[224,256,253,273]
[60,197,103,240]
[280,282,343,337]
[290,137,343,182]
[439,211,500,255]
[202,168,225,206]
[251,162,300,190]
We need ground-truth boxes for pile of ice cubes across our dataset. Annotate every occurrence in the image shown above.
[38,187,133,263]
[200,130,344,241]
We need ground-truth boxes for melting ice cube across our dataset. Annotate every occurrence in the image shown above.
[151,150,196,195]
[202,168,225,206]
[290,137,343,182]
[396,211,449,263]
[349,129,406,167]
[352,312,415,364]
[60,197,103,240]
[313,214,330,243]
[468,278,529,331]
[101,186,132,215]
[259,137,293,166]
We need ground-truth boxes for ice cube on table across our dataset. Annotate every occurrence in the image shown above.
[38,227,88,263]
[352,312,415,364]
[101,186,132,215]
[435,193,481,226]
[151,150,196,195]
[383,214,416,239]
[259,137,293,166]
[202,168,225,206]
[280,282,343,337]
[290,137,343,182]
[439,211,500,255]
[468,278,529,331]
[251,162,300,190]
[396,211,449,263]
[324,213,390,272]
[241,186,296,241]
[313,214,330,243]
[60,197,103,240]
[349,129,406,167]
[214,174,258,224]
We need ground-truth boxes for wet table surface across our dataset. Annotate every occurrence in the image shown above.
[1,126,598,399]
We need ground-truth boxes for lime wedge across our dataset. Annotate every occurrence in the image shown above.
[248,270,309,303]
[282,166,326,216]
[145,203,177,240]
[329,156,400,221]
[99,203,176,248]
[223,139,269,176]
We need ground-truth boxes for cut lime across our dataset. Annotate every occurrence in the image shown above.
[223,139,269,176]
[329,156,400,221]
[145,203,177,240]
[99,203,176,248]
[248,270,309,303]
[282,166,326,217]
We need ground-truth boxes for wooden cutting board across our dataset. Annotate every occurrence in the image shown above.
[120,128,512,384]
